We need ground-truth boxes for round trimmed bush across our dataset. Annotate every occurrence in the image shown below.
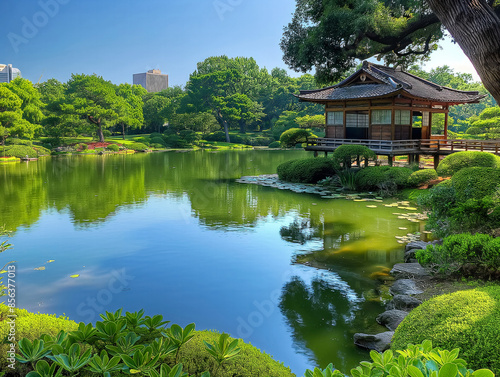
[133,136,150,144]
[407,169,438,187]
[4,145,38,158]
[392,286,500,373]
[277,157,336,183]
[452,167,500,201]
[106,144,120,152]
[356,166,412,191]
[127,142,149,151]
[268,141,281,148]
[332,145,376,167]
[150,136,166,146]
[179,331,293,377]
[437,151,500,177]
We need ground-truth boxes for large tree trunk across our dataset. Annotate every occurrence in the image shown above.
[97,122,105,143]
[223,120,231,143]
[121,123,126,140]
[426,0,500,104]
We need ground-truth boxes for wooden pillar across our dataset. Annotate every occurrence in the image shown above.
[444,111,449,139]
[433,154,440,169]
[428,112,433,138]
[408,154,414,164]
[391,104,396,140]
[388,155,393,166]
[324,151,328,157]
[356,156,360,167]
[314,151,318,157]
[364,157,369,167]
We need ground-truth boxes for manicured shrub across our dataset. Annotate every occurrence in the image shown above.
[106,144,120,152]
[331,145,376,168]
[127,142,149,151]
[133,136,150,145]
[4,145,38,158]
[179,331,293,377]
[392,286,500,374]
[356,166,412,191]
[416,233,500,276]
[268,141,281,148]
[436,151,500,177]
[407,169,438,187]
[150,136,166,146]
[5,138,32,146]
[452,167,500,202]
[204,131,227,142]
[279,128,315,148]
[277,157,336,183]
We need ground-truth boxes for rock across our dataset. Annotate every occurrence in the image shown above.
[354,331,394,352]
[387,294,422,311]
[404,249,419,263]
[391,263,430,279]
[389,279,423,296]
[376,310,408,330]
[405,241,429,252]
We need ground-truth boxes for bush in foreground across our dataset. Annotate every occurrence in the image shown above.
[436,151,500,177]
[279,128,315,148]
[4,145,39,158]
[407,169,438,187]
[127,142,149,151]
[277,157,336,183]
[392,286,500,374]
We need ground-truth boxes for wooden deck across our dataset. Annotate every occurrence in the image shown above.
[306,138,500,156]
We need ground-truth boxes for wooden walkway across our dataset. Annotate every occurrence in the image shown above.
[306,138,500,156]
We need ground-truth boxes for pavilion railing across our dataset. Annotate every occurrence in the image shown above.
[306,138,500,155]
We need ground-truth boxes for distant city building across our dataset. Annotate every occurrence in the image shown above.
[133,69,169,93]
[0,64,22,83]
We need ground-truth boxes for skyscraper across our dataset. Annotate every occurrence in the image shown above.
[133,69,169,93]
[0,64,22,83]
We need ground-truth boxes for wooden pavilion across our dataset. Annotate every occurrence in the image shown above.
[298,61,499,167]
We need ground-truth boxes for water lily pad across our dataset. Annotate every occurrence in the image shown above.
[47,260,55,263]
[398,227,408,230]
[366,205,377,208]
[70,274,80,278]
[406,207,418,211]
[34,266,45,271]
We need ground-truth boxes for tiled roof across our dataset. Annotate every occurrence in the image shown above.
[298,62,485,104]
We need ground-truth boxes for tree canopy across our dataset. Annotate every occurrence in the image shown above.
[281,0,500,103]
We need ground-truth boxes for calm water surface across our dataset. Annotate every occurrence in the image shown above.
[0,150,424,375]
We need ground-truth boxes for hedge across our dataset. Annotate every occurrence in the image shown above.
[392,286,500,374]
[127,142,149,151]
[407,169,438,187]
[356,166,412,191]
[452,167,500,202]
[277,157,336,183]
[436,151,500,177]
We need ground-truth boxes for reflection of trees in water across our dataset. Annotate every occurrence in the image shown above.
[280,219,323,244]
[279,275,368,372]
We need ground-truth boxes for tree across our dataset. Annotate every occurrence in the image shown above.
[116,84,147,139]
[64,74,122,142]
[281,0,500,103]
[467,107,500,138]
[143,95,170,133]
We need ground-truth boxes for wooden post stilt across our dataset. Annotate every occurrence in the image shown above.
[388,156,393,166]
[433,155,440,169]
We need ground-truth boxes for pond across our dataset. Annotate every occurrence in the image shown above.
[0,150,425,375]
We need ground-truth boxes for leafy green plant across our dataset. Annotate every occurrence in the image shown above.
[331,145,376,168]
[68,322,97,344]
[166,323,196,362]
[106,144,120,152]
[304,363,342,377]
[48,343,92,375]
[204,333,241,376]
[15,338,52,369]
[105,332,143,356]
[26,360,62,377]
[120,346,161,374]
[86,350,123,377]
[336,169,358,191]
[279,128,315,148]
[277,157,337,183]
[128,142,149,151]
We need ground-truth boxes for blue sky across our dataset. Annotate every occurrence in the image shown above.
[1,0,479,86]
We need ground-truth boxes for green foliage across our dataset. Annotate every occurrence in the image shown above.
[436,152,500,177]
[5,145,39,158]
[356,166,412,192]
[127,142,149,151]
[279,128,314,148]
[392,286,500,374]
[407,169,439,187]
[106,144,120,152]
[331,145,376,168]
[336,169,358,191]
[150,136,167,146]
[452,167,500,202]
[416,233,500,276]
[25,360,62,377]
[277,157,337,183]
[203,333,241,376]
[268,141,281,148]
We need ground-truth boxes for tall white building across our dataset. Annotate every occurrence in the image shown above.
[0,64,22,83]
